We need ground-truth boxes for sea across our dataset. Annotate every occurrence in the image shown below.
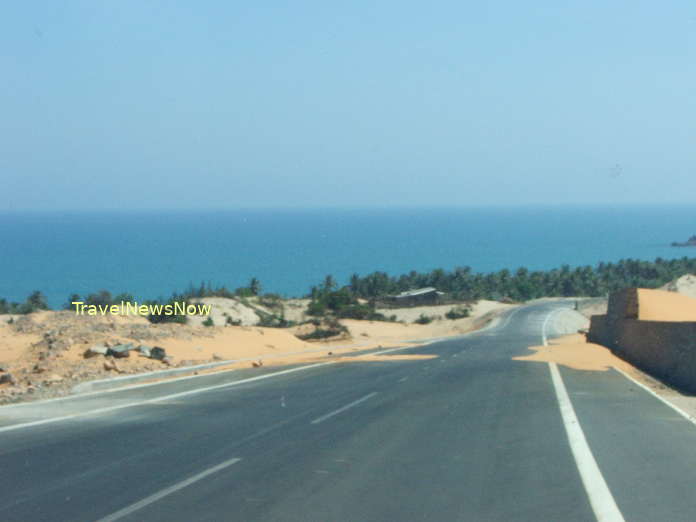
[2,205,695,308]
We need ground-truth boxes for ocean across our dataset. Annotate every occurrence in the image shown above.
[1,205,695,308]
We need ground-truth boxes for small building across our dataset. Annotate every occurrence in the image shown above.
[383,287,444,307]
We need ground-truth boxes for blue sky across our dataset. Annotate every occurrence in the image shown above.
[1,1,695,210]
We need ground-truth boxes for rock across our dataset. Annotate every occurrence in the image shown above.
[251,359,263,368]
[150,346,166,361]
[103,359,120,372]
[44,373,63,383]
[212,353,225,361]
[107,343,134,358]
[161,356,174,366]
[84,345,109,358]
[138,345,153,358]
[106,344,130,358]
[0,373,16,386]
[32,364,48,374]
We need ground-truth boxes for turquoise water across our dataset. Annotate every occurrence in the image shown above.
[1,205,695,307]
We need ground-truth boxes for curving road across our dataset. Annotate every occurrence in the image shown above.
[2,301,696,521]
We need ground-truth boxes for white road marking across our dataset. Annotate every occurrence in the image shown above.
[541,309,561,346]
[0,314,492,434]
[549,363,624,521]
[542,308,624,521]
[0,363,331,434]
[398,377,408,383]
[499,306,523,330]
[310,392,377,425]
[96,457,241,522]
[612,366,696,427]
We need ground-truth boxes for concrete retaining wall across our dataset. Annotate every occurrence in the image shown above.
[588,288,696,393]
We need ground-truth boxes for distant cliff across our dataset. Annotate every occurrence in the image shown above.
[671,235,696,247]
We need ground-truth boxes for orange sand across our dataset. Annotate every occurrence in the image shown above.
[636,289,696,322]
[514,334,634,372]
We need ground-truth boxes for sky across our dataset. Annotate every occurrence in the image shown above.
[1,1,695,210]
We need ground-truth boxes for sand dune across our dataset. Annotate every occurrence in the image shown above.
[636,288,696,321]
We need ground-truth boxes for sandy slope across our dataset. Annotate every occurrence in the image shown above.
[0,299,513,403]
[636,288,696,321]
[660,274,696,300]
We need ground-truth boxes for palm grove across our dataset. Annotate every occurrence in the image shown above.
[2,257,696,316]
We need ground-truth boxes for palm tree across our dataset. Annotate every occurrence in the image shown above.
[249,277,261,296]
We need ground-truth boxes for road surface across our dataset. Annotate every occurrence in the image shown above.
[2,301,696,521]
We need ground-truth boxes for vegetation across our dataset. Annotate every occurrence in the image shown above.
[202,316,215,327]
[171,278,263,301]
[62,290,135,310]
[255,310,294,328]
[225,315,242,326]
[306,278,392,321]
[146,300,188,324]
[445,306,471,320]
[414,314,434,325]
[296,318,348,340]
[342,257,696,302]
[4,256,696,318]
[0,291,50,314]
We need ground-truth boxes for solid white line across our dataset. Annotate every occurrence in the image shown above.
[0,315,497,434]
[97,457,241,521]
[310,392,377,425]
[549,363,625,522]
[499,306,523,330]
[541,309,560,346]
[0,363,330,434]
[612,366,696,427]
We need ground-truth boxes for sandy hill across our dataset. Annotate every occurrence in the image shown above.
[660,274,696,300]
[635,288,696,322]
[186,296,310,327]
[0,297,514,405]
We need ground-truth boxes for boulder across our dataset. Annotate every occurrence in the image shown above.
[107,343,133,358]
[138,345,153,358]
[103,359,120,372]
[84,345,109,358]
[0,373,16,386]
[150,346,167,361]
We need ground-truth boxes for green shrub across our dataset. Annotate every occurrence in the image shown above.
[296,317,348,340]
[202,316,215,327]
[414,314,433,325]
[256,310,294,328]
[146,299,188,324]
[336,303,388,321]
[445,306,471,320]
[225,316,242,326]
[307,300,327,316]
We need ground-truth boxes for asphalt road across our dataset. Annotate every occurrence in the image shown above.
[2,301,696,521]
